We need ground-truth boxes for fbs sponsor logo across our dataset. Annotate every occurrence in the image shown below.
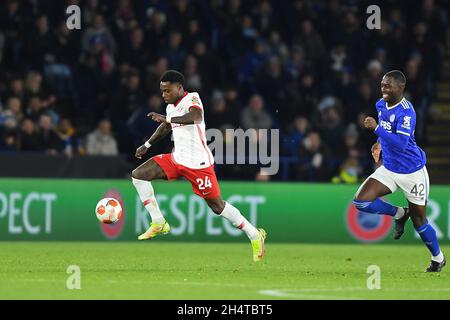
[379,120,392,131]
[99,189,125,240]
[345,202,392,242]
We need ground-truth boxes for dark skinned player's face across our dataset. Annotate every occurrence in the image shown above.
[160,81,183,104]
[380,76,403,104]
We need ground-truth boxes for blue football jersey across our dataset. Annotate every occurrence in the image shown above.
[374,97,426,174]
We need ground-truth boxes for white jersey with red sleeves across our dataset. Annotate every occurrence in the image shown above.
[166,91,214,169]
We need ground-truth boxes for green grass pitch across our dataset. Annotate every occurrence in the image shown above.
[0,242,449,300]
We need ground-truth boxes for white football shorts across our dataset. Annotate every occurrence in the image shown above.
[356,165,430,205]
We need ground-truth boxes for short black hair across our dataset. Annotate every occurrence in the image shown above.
[384,70,406,86]
[160,70,185,85]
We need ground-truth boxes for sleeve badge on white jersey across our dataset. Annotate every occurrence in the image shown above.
[191,95,200,105]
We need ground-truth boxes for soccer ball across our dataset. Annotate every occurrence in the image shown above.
[95,198,122,224]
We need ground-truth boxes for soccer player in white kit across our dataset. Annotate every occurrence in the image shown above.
[131,70,266,262]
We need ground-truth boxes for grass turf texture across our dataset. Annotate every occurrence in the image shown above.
[0,242,449,300]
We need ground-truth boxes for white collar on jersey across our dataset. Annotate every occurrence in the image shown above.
[385,97,405,110]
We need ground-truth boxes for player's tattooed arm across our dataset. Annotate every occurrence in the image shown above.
[135,122,172,159]
[171,108,203,124]
[148,108,202,125]
[147,122,172,144]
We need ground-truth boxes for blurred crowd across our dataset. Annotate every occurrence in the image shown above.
[0,0,448,181]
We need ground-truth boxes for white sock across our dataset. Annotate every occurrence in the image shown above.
[132,177,165,224]
[432,251,445,263]
[394,207,405,220]
[220,201,259,240]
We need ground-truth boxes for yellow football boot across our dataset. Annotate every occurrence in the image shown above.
[251,228,267,262]
[138,221,171,240]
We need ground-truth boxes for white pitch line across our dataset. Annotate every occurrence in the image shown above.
[258,287,450,299]
[258,290,361,300]
[7,279,450,299]
[258,289,364,300]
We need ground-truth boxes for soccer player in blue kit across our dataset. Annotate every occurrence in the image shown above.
[353,70,445,272]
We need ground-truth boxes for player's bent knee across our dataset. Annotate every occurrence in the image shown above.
[132,167,152,181]
[131,168,142,180]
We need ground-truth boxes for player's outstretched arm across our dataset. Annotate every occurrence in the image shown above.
[148,109,202,125]
[364,116,409,151]
[135,122,172,159]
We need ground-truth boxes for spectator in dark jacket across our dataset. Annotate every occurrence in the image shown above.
[36,114,64,155]
[18,118,40,151]
[296,131,333,181]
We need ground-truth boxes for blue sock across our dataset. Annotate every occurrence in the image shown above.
[353,198,397,216]
[416,222,441,256]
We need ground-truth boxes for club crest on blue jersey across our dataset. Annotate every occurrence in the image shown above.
[375,97,426,173]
